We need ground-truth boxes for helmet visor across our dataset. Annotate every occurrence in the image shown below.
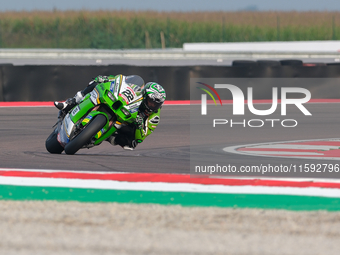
[146,96,163,111]
[125,75,145,87]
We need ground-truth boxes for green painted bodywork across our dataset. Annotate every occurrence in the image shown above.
[67,76,141,145]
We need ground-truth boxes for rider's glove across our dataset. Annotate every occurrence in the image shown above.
[96,75,109,83]
[90,75,108,84]
[134,115,143,129]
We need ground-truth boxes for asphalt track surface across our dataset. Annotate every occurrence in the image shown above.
[191,102,340,178]
[1,103,340,176]
[0,105,190,173]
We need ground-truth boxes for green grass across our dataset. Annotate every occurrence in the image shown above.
[0,11,338,49]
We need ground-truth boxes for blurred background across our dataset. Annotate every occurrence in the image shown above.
[0,0,339,49]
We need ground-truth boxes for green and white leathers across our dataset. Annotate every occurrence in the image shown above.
[45,74,166,155]
[92,76,166,144]
[135,82,166,143]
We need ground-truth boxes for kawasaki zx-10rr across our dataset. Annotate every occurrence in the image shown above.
[45,75,143,155]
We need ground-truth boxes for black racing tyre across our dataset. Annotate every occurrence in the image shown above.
[256,60,281,66]
[232,60,258,67]
[45,129,64,154]
[279,59,303,66]
[64,114,107,155]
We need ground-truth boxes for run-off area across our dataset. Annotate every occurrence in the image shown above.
[1,200,340,255]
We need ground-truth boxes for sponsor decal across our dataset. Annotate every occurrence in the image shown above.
[82,115,93,125]
[71,106,80,116]
[89,90,99,105]
[96,128,106,139]
[110,81,115,93]
[125,101,141,110]
[149,116,160,124]
[114,76,121,97]
[129,107,139,113]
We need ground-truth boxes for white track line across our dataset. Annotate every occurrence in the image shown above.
[244,144,340,150]
[223,138,340,160]
[0,167,127,175]
[2,168,340,183]
[240,151,322,156]
[1,176,340,198]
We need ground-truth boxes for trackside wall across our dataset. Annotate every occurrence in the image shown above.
[1,65,340,101]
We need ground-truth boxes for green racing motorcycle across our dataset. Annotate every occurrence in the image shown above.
[45,75,143,155]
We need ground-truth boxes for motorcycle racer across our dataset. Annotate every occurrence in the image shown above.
[54,75,166,150]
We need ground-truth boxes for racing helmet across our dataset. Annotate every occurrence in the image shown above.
[140,82,166,113]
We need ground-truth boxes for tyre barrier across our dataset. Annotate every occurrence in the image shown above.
[232,60,258,67]
[1,63,340,101]
[256,60,281,67]
[280,59,304,66]
[232,59,308,67]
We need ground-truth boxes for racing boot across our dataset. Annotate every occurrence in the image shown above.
[106,135,118,146]
[107,135,135,150]
[54,91,84,117]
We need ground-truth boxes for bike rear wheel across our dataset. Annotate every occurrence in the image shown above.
[46,128,64,154]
